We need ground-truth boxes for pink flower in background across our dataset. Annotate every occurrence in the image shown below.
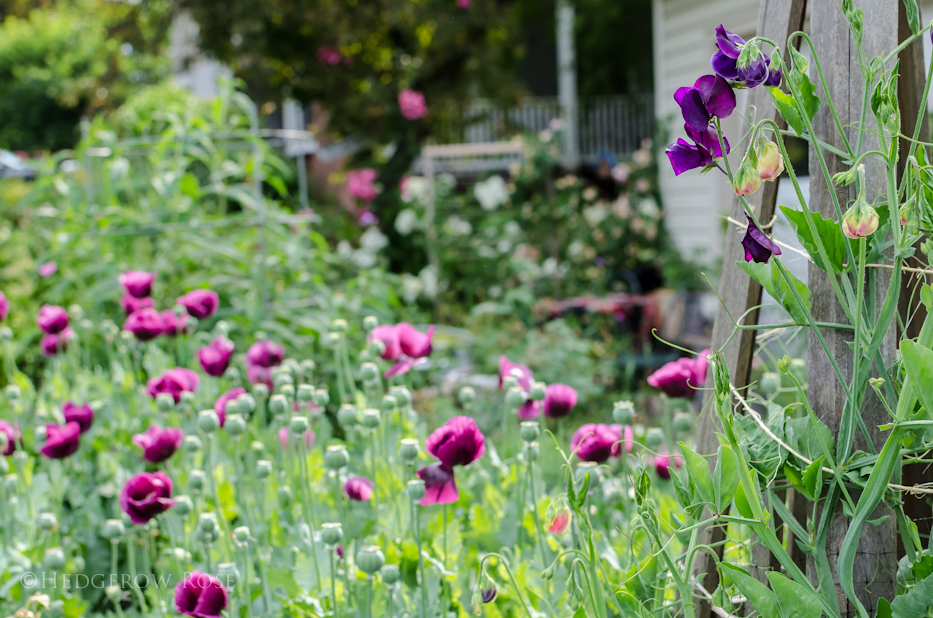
[214,387,246,428]
[646,350,710,399]
[62,402,94,434]
[279,427,315,451]
[174,571,228,618]
[347,168,379,201]
[160,310,187,337]
[198,336,235,377]
[246,340,284,386]
[417,416,485,505]
[397,323,434,358]
[380,323,435,378]
[41,328,74,356]
[120,293,154,316]
[317,46,342,65]
[358,210,379,226]
[344,476,374,501]
[133,426,184,464]
[609,424,635,457]
[653,451,683,480]
[457,0,471,8]
[40,422,81,459]
[38,261,57,277]
[118,271,155,298]
[370,325,402,360]
[571,423,627,463]
[543,384,578,418]
[0,420,20,456]
[176,289,219,319]
[146,368,200,403]
[398,89,427,120]
[124,308,164,341]
[498,356,538,419]
[0,291,8,321]
[37,305,69,334]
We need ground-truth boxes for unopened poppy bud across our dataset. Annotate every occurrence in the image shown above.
[673,413,693,434]
[225,414,246,436]
[273,373,293,389]
[381,564,400,585]
[233,526,251,543]
[613,401,635,425]
[217,562,239,589]
[252,383,269,400]
[327,332,342,347]
[733,158,762,197]
[356,545,385,575]
[256,460,273,479]
[760,372,781,397]
[524,441,540,461]
[12,450,27,465]
[198,410,220,433]
[3,474,17,493]
[842,202,879,239]
[337,404,358,427]
[458,386,475,405]
[189,470,206,492]
[184,435,202,453]
[361,409,381,429]
[290,416,310,434]
[198,513,218,533]
[105,586,122,601]
[44,547,66,571]
[268,395,288,415]
[314,389,330,406]
[73,556,85,573]
[277,486,294,508]
[360,362,379,382]
[238,394,256,414]
[156,393,175,412]
[645,427,664,449]
[390,386,411,407]
[179,391,195,408]
[102,519,126,540]
[755,138,784,182]
[399,438,420,463]
[502,376,519,391]
[381,395,397,412]
[529,381,547,401]
[363,316,379,331]
[407,479,426,500]
[324,445,350,471]
[546,496,572,535]
[321,522,343,546]
[278,384,295,400]
[331,318,349,333]
[37,513,58,531]
[505,386,527,408]
[174,496,193,517]
[520,421,540,443]
[297,384,315,402]
[4,384,20,400]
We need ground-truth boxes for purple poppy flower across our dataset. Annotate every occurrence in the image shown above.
[0,420,20,456]
[214,387,246,428]
[498,356,533,391]
[120,293,154,316]
[417,462,458,505]
[278,427,315,450]
[741,213,782,263]
[124,308,164,341]
[146,368,200,403]
[174,570,228,618]
[177,289,219,320]
[610,424,635,457]
[543,383,578,418]
[0,291,8,321]
[118,271,155,299]
[397,323,434,358]
[246,340,284,368]
[384,356,418,379]
[647,351,709,399]
[38,261,57,277]
[570,423,619,463]
[654,451,683,480]
[343,476,374,501]
[41,328,74,357]
[198,336,235,377]
[133,426,184,464]
[62,402,94,434]
[160,310,188,337]
[37,305,69,334]
[120,471,175,525]
[40,422,81,459]
[417,416,486,505]
[370,325,402,360]
[674,75,736,132]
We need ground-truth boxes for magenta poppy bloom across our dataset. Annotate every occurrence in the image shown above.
[177,289,219,320]
[0,420,20,456]
[457,0,471,7]
[370,325,402,360]
[278,427,315,451]
[517,399,541,420]
[0,291,8,321]
[347,168,379,201]
[37,305,69,334]
[198,336,235,377]
[118,271,155,298]
[246,340,284,368]
[344,476,374,502]
[120,471,175,525]
[498,356,533,391]
[571,423,622,463]
[124,308,164,341]
[543,384,578,418]
[317,46,342,65]
[146,368,200,403]
[711,25,781,88]
[41,328,74,356]
[654,451,683,480]
[120,293,154,316]
[38,261,57,277]
[742,213,782,263]
[647,351,709,399]
[62,402,94,434]
[133,426,184,464]
[417,416,485,505]
[397,323,434,358]
[214,387,246,427]
[175,570,228,618]
[40,422,81,459]
[160,310,188,337]
[609,424,635,457]
[398,89,428,120]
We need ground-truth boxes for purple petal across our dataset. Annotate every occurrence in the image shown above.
[417,462,459,505]
[764,63,782,88]
[694,75,736,120]
[677,88,711,131]
[742,214,782,263]
[711,51,741,81]
[665,139,713,176]
[715,25,745,58]
[384,357,415,378]
[685,125,729,158]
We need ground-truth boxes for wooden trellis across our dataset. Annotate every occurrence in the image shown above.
[696,1,930,617]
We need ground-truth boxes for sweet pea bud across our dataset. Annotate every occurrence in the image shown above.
[331,318,349,333]
[321,522,344,546]
[407,479,426,500]
[361,409,381,429]
[832,166,859,187]
[900,201,916,227]
[458,386,475,405]
[198,513,219,534]
[225,414,246,436]
[645,427,664,449]
[842,202,879,239]
[505,386,527,408]
[277,486,294,509]
[545,496,572,535]
[314,388,330,407]
[174,496,193,517]
[290,416,310,434]
[156,393,175,412]
[217,563,239,589]
[502,376,519,391]
[733,158,762,197]
[252,383,269,399]
[43,547,66,571]
[479,573,498,605]
[256,460,273,479]
[471,589,484,615]
[381,564,400,585]
[278,384,295,399]
[337,404,358,427]
[363,316,379,331]
[4,384,20,401]
[760,372,782,397]
[297,384,315,402]
[268,395,288,415]
[324,445,350,471]
[184,435,203,453]
[524,441,540,461]
[673,412,693,434]
[390,386,412,407]
[37,513,58,531]
[368,339,386,357]
[789,358,807,383]
[520,421,540,443]
[360,362,379,382]
[381,395,398,412]
[189,470,206,492]
[356,545,386,575]
[755,137,784,182]
[399,438,420,463]
[529,381,547,401]
[613,400,635,425]
[198,410,220,433]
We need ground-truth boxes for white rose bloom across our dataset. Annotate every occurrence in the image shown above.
[395,208,419,235]
[474,175,510,211]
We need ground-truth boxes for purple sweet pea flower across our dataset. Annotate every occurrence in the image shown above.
[37,305,69,334]
[176,289,219,320]
[344,476,374,501]
[120,471,175,525]
[742,213,782,263]
[198,336,235,377]
[40,422,81,459]
[175,570,228,618]
[0,420,20,456]
[543,383,578,418]
[118,271,155,299]
[665,139,713,176]
[41,328,74,357]
[0,291,8,321]
[124,308,164,341]
[120,293,154,316]
[417,416,485,505]
[674,75,736,132]
[62,402,94,434]
[132,426,184,464]
[571,423,619,463]
[214,387,246,428]
[146,368,200,403]
[710,25,781,88]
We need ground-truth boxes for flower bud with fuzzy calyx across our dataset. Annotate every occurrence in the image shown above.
[278,384,295,400]
[238,394,256,415]
[733,156,762,197]
[273,373,294,389]
[754,136,784,182]
[842,166,879,239]
[381,564,400,586]
[233,526,251,544]
[458,386,475,406]
[198,512,219,534]
[545,495,572,535]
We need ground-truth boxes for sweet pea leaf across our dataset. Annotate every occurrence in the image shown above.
[737,260,812,325]
[679,441,714,508]
[732,480,755,519]
[736,408,786,478]
[784,463,812,500]
[720,563,778,618]
[767,571,822,618]
[802,456,825,503]
[903,0,921,35]
[713,445,739,514]
[779,205,847,272]
[901,339,933,415]
[890,564,933,618]
[768,87,806,137]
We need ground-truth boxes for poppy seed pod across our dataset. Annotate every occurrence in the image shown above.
[673,413,693,434]
[645,428,665,449]
[256,460,273,479]
[238,394,256,414]
[505,386,527,408]
[356,545,385,575]
[390,386,412,408]
[613,401,635,425]
[337,404,358,428]
[399,438,420,463]
[324,445,350,471]
[225,415,246,437]
[524,441,540,461]
[156,393,175,412]
[381,564,401,585]
[381,395,398,412]
[314,389,330,407]
[327,332,342,347]
[184,435,202,453]
[290,416,310,434]
[233,526,250,543]
[44,547,66,571]
[4,384,21,400]
[520,422,540,443]
[407,479,426,500]
[458,386,475,405]
[252,383,269,400]
[198,410,220,433]
[268,395,288,415]
[189,470,206,492]
[217,562,239,589]
[277,486,294,509]
[360,362,379,382]
[529,381,547,401]
[37,512,58,531]
[273,373,293,388]
[760,372,781,397]
[278,384,295,399]
[199,513,219,534]
[502,376,519,391]
[174,496,193,517]
[363,315,379,331]
[368,339,386,357]
[297,384,315,402]
[321,522,344,546]
[331,318,348,333]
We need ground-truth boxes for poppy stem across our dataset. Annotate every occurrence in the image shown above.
[297,437,323,591]
[126,531,148,613]
[527,457,548,566]
[330,548,339,618]
[411,498,428,618]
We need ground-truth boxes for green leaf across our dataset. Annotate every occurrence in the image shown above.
[733,480,755,519]
[720,563,778,618]
[890,563,933,617]
[737,408,786,478]
[802,456,825,503]
[876,598,893,618]
[921,284,933,310]
[784,463,812,500]
[779,205,848,272]
[180,173,200,200]
[714,445,739,514]
[901,339,933,415]
[266,566,301,597]
[768,75,820,137]
[737,260,812,325]
[768,87,806,136]
[912,553,933,580]
[679,441,714,508]
[903,0,921,35]
[767,571,822,618]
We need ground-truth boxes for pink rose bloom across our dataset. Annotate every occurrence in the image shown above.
[347,168,379,201]
[398,89,427,120]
